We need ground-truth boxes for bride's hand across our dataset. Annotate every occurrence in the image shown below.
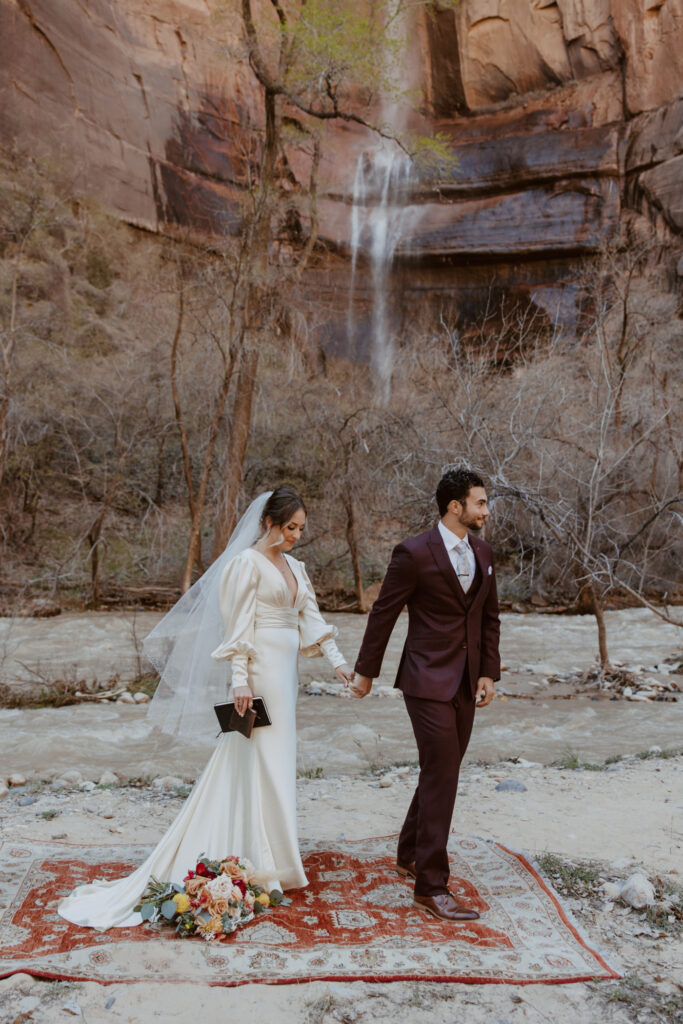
[335,664,354,687]
[233,686,254,717]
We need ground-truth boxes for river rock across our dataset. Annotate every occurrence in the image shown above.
[117,692,136,704]
[132,692,150,703]
[57,770,83,786]
[648,745,662,756]
[379,776,394,788]
[375,685,401,698]
[0,785,8,799]
[78,781,96,792]
[17,795,37,806]
[620,872,656,908]
[602,881,622,901]
[495,779,528,793]
[0,972,34,993]
[153,775,184,792]
[7,773,26,787]
[98,771,119,786]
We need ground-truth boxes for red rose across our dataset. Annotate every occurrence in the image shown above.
[233,879,247,897]
[195,861,217,879]
[184,870,195,881]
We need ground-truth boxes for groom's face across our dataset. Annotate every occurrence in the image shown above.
[455,486,490,532]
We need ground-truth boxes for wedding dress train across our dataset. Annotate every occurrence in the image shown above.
[58,548,346,929]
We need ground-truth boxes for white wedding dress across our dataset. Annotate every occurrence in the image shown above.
[58,548,346,930]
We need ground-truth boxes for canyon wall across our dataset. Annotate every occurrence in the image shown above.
[1,0,681,340]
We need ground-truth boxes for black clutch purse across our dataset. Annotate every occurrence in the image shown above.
[214,697,271,739]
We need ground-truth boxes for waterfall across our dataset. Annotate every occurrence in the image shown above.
[348,145,419,403]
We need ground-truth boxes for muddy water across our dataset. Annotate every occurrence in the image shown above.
[1,607,680,685]
[0,607,680,778]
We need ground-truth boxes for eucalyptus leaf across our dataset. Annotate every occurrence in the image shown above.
[161,899,178,920]
[140,903,156,922]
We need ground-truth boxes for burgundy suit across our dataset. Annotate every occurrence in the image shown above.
[355,525,501,896]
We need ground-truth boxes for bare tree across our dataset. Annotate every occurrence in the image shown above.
[404,261,682,675]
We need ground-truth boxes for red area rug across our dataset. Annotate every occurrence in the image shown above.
[0,836,619,985]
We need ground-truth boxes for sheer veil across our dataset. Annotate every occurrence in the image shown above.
[144,492,272,739]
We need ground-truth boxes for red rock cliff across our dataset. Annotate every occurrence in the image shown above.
[1,0,681,332]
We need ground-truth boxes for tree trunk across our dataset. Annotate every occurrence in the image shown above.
[87,513,105,605]
[180,351,237,591]
[588,582,612,677]
[211,347,260,559]
[0,263,20,490]
[344,495,366,612]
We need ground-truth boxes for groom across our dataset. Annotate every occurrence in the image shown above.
[351,468,500,922]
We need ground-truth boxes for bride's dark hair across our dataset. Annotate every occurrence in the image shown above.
[260,487,306,530]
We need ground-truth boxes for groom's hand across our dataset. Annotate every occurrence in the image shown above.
[349,674,373,699]
[475,677,495,707]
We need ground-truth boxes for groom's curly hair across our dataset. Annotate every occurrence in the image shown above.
[436,468,485,517]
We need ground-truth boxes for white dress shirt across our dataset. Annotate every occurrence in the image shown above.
[438,520,476,593]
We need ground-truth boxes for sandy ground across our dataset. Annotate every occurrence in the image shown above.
[0,758,681,1023]
[0,607,682,1022]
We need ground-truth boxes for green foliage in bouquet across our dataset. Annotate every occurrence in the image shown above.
[134,854,292,940]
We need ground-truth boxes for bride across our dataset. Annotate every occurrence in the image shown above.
[58,487,352,929]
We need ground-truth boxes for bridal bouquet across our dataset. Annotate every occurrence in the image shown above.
[134,854,290,940]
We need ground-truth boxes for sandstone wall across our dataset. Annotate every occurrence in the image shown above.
[1,0,681,335]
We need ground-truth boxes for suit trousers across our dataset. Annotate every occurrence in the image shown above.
[397,676,476,896]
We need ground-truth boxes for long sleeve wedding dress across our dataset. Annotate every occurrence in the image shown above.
[58,549,345,930]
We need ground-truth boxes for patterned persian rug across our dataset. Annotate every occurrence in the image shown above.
[0,835,619,986]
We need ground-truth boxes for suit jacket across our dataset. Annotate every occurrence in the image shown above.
[355,525,501,702]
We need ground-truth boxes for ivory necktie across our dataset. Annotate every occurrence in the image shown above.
[454,540,473,593]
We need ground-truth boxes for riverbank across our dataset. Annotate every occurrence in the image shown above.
[0,605,681,1022]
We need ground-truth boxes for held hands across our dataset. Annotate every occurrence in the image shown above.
[335,664,355,687]
[233,685,254,717]
[475,676,495,707]
[347,673,373,699]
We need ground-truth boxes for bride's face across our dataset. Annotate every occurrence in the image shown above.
[269,508,306,551]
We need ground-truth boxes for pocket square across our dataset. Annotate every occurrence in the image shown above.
[487,566,492,575]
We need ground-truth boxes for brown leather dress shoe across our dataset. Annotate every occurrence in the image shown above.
[413,892,480,922]
[396,860,416,880]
